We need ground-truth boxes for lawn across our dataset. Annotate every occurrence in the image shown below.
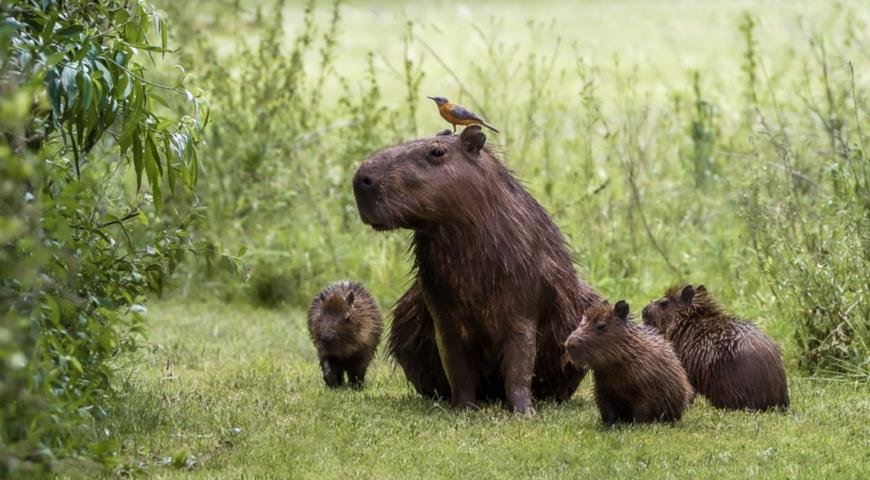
[103,299,870,478]
[4,0,868,477]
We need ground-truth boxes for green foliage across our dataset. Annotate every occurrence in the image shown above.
[739,11,759,110]
[682,71,718,188]
[161,0,868,378]
[0,0,212,474]
[164,0,406,307]
[248,263,297,309]
[743,56,870,377]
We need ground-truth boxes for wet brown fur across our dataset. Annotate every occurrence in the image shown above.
[308,280,383,388]
[564,301,693,425]
[353,126,601,413]
[642,285,789,411]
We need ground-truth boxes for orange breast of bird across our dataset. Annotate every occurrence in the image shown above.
[439,103,479,126]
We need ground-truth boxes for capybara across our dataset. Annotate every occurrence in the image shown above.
[642,285,789,411]
[307,281,383,389]
[352,126,601,414]
[564,300,693,425]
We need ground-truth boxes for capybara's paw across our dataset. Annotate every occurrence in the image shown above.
[323,371,343,388]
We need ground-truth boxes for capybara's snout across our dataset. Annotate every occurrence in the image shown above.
[352,161,384,228]
[352,164,378,195]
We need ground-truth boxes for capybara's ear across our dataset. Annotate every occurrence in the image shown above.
[460,125,486,154]
[680,285,695,304]
[436,128,452,137]
[614,300,630,321]
[345,290,355,306]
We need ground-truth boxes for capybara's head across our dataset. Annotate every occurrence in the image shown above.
[311,289,361,355]
[563,300,631,368]
[641,284,707,334]
[353,126,492,231]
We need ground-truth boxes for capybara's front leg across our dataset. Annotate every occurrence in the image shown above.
[599,398,618,426]
[502,327,537,416]
[347,363,367,389]
[320,358,344,388]
[433,321,477,409]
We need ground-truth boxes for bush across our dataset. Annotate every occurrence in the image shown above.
[743,58,870,377]
[248,264,297,309]
[0,0,224,474]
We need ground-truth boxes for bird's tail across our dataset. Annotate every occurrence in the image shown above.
[481,121,500,133]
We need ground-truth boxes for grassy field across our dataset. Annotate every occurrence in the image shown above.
[73,0,870,477]
[103,299,870,478]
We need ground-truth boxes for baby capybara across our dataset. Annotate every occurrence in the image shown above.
[353,126,601,414]
[642,285,789,411]
[307,281,383,389]
[564,300,692,425]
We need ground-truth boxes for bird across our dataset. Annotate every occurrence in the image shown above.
[427,96,500,133]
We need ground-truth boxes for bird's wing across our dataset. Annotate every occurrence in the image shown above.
[448,104,484,122]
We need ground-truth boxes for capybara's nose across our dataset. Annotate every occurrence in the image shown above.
[353,169,377,193]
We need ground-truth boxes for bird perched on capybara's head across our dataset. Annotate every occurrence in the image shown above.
[564,300,693,425]
[353,126,601,414]
[308,281,383,389]
[642,285,789,411]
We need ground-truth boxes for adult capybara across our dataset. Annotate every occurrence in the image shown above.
[564,300,693,425]
[308,281,383,389]
[642,285,789,411]
[353,126,601,414]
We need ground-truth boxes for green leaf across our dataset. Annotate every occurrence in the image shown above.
[164,134,176,194]
[94,60,113,92]
[61,64,78,107]
[144,134,159,184]
[132,130,143,191]
[116,72,131,101]
[55,25,84,38]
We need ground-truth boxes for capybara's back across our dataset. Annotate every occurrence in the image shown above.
[308,280,383,388]
[642,285,789,411]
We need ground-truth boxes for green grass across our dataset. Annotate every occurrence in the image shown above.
[101,299,870,478]
[68,0,870,476]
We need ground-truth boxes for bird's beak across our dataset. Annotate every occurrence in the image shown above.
[427,96,436,101]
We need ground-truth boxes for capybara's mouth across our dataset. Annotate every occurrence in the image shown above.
[563,341,587,368]
[355,205,395,231]
[368,222,392,231]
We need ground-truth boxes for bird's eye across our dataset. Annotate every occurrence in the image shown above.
[431,148,446,158]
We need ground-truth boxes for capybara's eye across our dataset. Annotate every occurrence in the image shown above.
[596,322,606,332]
[429,147,446,160]
[660,300,670,308]
[344,315,351,322]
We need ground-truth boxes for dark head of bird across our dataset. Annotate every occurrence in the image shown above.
[427,96,449,106]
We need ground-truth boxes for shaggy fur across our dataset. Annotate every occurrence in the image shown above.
[564,300,693,425]
[642,285,789,411]
[308,280,383,388]
[353,126,601,413]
